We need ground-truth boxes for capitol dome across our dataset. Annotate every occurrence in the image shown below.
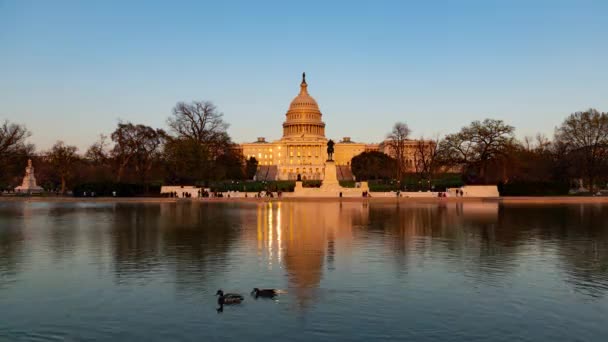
[288,79,320,111]
[282,73,326,139]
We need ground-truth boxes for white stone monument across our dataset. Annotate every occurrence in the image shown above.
[291,140,369,197]
[15,159,44,193]
[319,160,339,190]
[292,160,369,197]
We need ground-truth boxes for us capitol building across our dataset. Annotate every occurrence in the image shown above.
[238,73,422,181]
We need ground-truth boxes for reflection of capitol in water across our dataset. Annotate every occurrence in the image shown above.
[249,201,368,307]
[3,198,608,338]
[245,200,502,307]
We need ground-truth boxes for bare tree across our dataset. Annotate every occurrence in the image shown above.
[133,129,166,190]
[47,141,79,194]
[386,122,411,180]
[522,133,551,153]
[535,133,551,153]
[549,138,575,183]
[168,100,230,148]
[440,119,515,183]
[164,100,235,183]
[0,121,34,188]
[414,136,443,185]
[85,134,110,164]
[0,120,31,159]
[555,109,608,191]
[522,135,534,152]
[438,131,475,169]
[111,122,165,182]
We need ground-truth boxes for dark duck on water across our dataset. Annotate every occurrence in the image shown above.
[251,288,280,298]
[216,290,244,312]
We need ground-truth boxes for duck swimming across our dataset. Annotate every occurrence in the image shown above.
[216,290,244,311]
[251,288,279,298]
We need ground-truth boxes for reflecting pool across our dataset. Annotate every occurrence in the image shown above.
[1,200,607,341]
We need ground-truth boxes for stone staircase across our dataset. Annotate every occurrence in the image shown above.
[266,165,278,180]
[255,165,278,181]
[336,165,354,181]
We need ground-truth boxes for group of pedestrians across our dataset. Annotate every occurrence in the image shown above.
[251,190,282,198]
[167,191,189,198]
[167,190,285,199]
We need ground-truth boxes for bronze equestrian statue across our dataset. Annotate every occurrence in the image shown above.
[327,139,335,161]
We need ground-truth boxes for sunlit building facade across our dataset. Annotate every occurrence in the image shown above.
[239,74,427,180]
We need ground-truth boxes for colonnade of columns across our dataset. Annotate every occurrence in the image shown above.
[284,124,325,136]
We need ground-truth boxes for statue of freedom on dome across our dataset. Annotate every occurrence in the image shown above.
[327,139,335,161]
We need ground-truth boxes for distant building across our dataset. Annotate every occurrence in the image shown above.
[239,74,431,180]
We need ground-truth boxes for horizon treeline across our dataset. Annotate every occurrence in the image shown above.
[1,104,607,194]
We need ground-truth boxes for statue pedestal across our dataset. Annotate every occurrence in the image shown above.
[290,160,368,197]
[295,181,304,191]
[320,160,339,189]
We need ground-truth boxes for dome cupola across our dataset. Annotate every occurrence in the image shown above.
[282,73,326,139]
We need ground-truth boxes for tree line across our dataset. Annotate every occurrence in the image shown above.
[352,109,608,193]
[0,101,251,195]
[2,105,607,194]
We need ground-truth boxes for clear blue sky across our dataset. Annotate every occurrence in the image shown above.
[1,0,607,151]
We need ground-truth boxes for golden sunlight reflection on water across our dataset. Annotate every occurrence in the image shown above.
[1,200,607,341]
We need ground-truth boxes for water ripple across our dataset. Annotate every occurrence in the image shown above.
[0,201,607,341]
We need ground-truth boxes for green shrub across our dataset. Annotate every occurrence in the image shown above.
[498,181,569,196]
[339,181,356,188]
[368,181,399,192]
[72,182,161,197]
[209,180,296,192]
[302,180,322,188]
